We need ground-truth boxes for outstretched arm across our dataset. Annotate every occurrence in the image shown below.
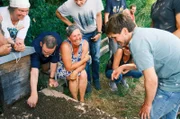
[27,68,39,108]
[139,67,158,119]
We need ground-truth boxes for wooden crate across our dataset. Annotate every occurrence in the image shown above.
[0,47,35,105]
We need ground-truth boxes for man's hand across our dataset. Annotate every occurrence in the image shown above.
[49,78,59,87]
[27,93,38,108]
[91,33,101,42]
[139,103,152,119]
[0,44,12,55]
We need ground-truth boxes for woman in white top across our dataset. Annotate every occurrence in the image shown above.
[0,0,30,52]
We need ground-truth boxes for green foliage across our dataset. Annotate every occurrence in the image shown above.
[45,0,64,5]
[126,0,156,27]
[25,0,67,46]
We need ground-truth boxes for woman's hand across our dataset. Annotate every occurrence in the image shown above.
[69,70,78,80]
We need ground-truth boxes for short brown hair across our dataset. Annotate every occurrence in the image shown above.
[42,35,57,49]
[105,13,136,35]
[130,4,136,9]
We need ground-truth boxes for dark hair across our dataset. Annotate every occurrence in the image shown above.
[130,4,136,9]
[42,35,57,49]
[66,24,81,37]
[8,6,17,14]
[0,23,4,35]
[105,13,136,35]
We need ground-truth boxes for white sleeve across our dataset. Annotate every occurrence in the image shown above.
[96,0,104,12]
[2,23,10,39]
[0,8,10,39]
[57,2,70,17]
[16,15,30,40]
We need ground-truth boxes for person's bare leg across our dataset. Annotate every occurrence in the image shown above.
[69,78,78,100]
[79,70,87,102]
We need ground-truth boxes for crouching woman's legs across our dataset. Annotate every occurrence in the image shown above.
[69,78,78,101]
[78,70,87,102]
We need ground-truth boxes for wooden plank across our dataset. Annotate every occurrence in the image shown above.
[100,37,109,46]
[0,70,29,88]
[0,56,30,75]
[100,45,109,57]
[0,46,35,64]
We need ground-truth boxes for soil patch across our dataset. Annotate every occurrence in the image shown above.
[0,90,114,119]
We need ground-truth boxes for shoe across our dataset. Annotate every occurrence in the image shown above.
[121,78,129,88]
[93,80,101,90]
[109,81,118,91]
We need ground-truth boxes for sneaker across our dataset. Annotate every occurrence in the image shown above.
[93,80,101,90]
[121,78,129,88]
[109,81,118,91]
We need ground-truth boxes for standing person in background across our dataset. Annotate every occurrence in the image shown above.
[123,4,137,24]
[0,0,30,52]
[56,0,104,93]
[129,4,136,23]
[151,0,180,38]
[151,0,180,115]
[104,0,127,57]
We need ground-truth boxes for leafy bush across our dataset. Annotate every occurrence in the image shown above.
[25,0,67,46]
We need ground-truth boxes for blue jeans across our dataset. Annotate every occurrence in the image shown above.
[83,31,100,84]
[105,69,142,83]
[150,89,180,119]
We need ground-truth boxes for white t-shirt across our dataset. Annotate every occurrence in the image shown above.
[57,0,104,34]
[0,6,30,40]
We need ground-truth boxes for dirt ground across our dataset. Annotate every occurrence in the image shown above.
[0,91,115,119]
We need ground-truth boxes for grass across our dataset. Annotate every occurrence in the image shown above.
[61,53,145,118]
[84,75,145,118]
[84,53,145,118]
[62,52,180,118]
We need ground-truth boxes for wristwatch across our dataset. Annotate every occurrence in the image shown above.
[97,31,102,34]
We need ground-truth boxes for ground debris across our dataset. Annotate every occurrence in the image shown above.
[0,90,116,119]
